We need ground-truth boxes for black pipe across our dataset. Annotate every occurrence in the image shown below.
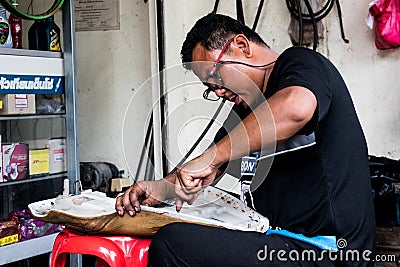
[156,0,169,176]
[169,100,226,175]
[212,0,220,14]
[134,115,153,181]
[236,0,245,25]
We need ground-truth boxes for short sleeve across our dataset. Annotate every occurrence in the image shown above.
[267,47,334,131]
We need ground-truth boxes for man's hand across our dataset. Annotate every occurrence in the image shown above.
[115,178,173,216]
[175,151,220,211]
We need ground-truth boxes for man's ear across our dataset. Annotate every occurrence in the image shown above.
[233,34,252,58]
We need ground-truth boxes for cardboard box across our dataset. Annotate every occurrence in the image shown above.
[46,138,66,174]
[29,149,50,176]
[0,94,35,115]
[25,138,66,174]
[25,139,48,150]
[2,143,29,182]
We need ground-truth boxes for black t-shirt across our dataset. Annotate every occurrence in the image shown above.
[215,47,375,255]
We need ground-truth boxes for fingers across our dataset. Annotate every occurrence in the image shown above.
[141,195,160,207]
[176,169,202,194]
[127,188,142,215]
[187,187,205,205]
[176,197,183,212]
[181,180,202,194]
[174,178,203,211]
[115,195,125,216]
[175,185,203,210]
[115,183,146,216]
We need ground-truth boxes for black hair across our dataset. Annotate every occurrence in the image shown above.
[180,13,268,69]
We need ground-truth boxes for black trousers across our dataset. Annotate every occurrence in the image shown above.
[148,222,335,267]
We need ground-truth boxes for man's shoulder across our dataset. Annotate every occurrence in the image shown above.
[274,46,331,75]
[279,46,321,60]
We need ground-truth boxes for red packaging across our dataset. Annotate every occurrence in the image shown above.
[0,220,19,246]
[1,143,29,182]
[9,13,22,49]
[370,0,400,50]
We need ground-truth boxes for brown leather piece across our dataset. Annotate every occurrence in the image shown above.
[33,210,219,237]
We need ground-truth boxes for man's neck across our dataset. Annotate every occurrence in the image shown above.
[259,48,279,94]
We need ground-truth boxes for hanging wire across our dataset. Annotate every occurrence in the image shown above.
[295,0,304,47]
[252,0,264,31]
[0,0,63,20]
[302,0,318,50]
[27,0,34,16]
[286,0,335,22]
[334,0,349,43]
[286,0,349,48]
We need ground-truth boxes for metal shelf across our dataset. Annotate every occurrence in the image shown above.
[0,114,66,121]
[0,173,67,188]
[0,0,80,265]
[0,48,62,58]
[0,233,58,265]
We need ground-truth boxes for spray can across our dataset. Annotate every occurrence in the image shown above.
[0,4,12,48]
[9,3,22,49]
[28,15,61,52]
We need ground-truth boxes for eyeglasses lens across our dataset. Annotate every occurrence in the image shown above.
[203,87,220,101]
[203,64,224,101]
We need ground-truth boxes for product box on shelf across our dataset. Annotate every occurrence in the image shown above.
[46,138,66,174]
[25,139,48,150]
[0,94,36,115]
[0,220,19,247]
[25,138,66,174]
[1,143,29,182]
[29,149,50,176]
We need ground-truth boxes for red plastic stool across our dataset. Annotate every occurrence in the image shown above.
[50,229,152,267]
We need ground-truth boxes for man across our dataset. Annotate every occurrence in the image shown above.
[115,13,375,266]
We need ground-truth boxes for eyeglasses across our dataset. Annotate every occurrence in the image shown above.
[203,38,234,101]
[202,36,276,102]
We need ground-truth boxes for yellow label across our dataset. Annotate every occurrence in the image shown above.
[0,234,19,246]
[0,100,2,109]
[49,30,61,52]
[29,149,50,175]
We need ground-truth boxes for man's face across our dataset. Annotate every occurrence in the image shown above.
[191,42,263,109]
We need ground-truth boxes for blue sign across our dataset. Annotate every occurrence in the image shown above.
[0,74,64,94]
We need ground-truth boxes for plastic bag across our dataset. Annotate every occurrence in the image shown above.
[35,98,65,114]
[369,155,400,225]
[369,0,400,50]
[9,209,64,241]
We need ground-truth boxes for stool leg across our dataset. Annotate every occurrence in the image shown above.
[51,252,67,267]
[51,232,69,267]
[127,239,151,267]
[96,258,110,267]
[55,237,127,267]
